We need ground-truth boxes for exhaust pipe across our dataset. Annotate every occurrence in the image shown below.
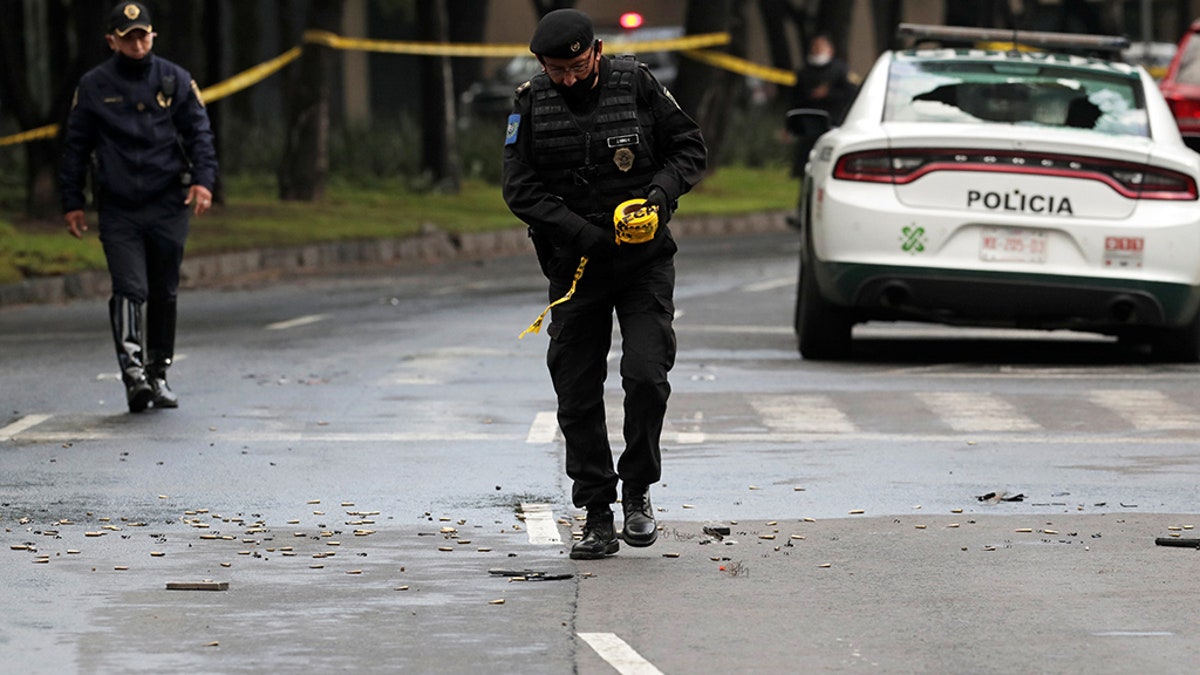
[1108,295,1136,323]
[880,282,912,308]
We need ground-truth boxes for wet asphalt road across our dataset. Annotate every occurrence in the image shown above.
[3,230,1200,673]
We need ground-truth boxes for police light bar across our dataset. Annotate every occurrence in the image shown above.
[897,23,1129,53]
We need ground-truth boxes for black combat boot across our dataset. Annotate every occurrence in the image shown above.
[110,295,153,413]
[570,507,619,560]
[621,485,658,547]
[146,298,178,408]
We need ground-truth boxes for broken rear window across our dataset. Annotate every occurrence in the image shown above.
[884,53,1149,137]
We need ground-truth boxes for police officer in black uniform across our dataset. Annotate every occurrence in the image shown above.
[502,9,707,560]
[60,2,217,413]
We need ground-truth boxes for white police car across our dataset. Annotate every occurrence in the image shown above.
[793,24,1200,361]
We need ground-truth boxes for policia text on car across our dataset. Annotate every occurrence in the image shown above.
[60,3,218,413]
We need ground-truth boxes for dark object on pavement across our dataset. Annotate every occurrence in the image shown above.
[488,569,574,581]
[1155,537,1200,549]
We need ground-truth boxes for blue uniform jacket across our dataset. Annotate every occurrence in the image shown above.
[60,52,217,212]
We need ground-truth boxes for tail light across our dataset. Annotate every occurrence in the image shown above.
[833,149,1197,200]
[1165,95,1200,121]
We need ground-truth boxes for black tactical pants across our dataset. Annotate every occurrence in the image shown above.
[99,193,189,305]
[545,254,676,509]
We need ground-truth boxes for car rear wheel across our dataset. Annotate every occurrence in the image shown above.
[1151,308,1200,362]
[795,249,853,360]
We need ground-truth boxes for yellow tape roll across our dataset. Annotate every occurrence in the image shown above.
[613,198,659,245]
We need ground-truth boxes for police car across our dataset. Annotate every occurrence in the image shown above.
[792,24,1200,361]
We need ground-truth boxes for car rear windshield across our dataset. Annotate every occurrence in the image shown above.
[885,52,1148,137]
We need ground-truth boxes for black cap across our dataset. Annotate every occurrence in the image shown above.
[529,9,594,59]
[110,2,153,37]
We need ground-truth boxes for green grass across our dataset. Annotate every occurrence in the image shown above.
[0,166,795,280]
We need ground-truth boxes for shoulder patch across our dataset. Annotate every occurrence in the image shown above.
[515,81,531,97]
[190,79,205,107]
[504,113,521,146]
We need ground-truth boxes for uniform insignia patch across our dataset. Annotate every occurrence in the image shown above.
[614,147,635,172]
[124,3,140,20]
[156,91,172,109]
[190,80,205,107]
[505,114,521,146]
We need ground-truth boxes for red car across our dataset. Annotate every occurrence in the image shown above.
[1160,18,1200,152]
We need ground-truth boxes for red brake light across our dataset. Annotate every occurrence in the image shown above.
[619,12,644,29]
[832,149,1197,200]
[1165,96,1200,120]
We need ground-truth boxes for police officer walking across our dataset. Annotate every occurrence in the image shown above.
[60,2,217,413]
[502,9,707,559]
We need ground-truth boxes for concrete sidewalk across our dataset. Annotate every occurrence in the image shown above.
[0,212,791,309]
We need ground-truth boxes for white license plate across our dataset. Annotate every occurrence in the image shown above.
[979,227,1047,263]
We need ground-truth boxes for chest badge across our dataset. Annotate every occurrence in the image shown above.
[156,91,172,109]
[613,147,635,172]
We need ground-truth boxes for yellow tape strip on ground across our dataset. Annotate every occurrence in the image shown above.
[303,29,729,57]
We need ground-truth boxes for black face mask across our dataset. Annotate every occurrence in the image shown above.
[554,60,598,104]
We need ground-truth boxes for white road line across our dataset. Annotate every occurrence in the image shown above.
[1089,390,1200,430]
[266,314,329,331]
[740,277,794,293]
[750,394,857,433]
[526,411,559,444]
[578,633,663,675]
[519,503,562,545]
[0,414,52,441]
[8,428,1200,445]
[675,324,791,335]
[916,392,1041,432]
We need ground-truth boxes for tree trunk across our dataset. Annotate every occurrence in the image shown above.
[418,0,461,193]
[674,0,739,166]
[758,0,796,71]
[278,0,342,202]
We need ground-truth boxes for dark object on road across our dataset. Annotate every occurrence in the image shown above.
[703,525,731,540]
[975,492,1026,502]
[1154,537,1200,549]
[488,568,574,581]
[166,581,229,591]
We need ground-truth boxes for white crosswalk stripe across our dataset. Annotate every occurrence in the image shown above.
[749,394,857,433]
[1088,389,1200,430]
[915,392,1041,432]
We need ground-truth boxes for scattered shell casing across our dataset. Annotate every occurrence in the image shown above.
[489,599,505,605]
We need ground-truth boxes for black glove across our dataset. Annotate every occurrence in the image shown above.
[572,225,618,260]
[645,186,672,226]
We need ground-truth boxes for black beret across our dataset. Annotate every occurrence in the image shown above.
[529,9,594,59]
[110,2,152,36]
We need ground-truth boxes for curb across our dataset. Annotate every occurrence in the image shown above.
[0,212,791,309]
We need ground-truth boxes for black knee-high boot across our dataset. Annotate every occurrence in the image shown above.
[146,298,178,408]
[110,295,153,412]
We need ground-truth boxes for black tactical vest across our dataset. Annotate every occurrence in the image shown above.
[529,57,660,222]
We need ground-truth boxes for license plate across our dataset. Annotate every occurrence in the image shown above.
[979,227,1047,263]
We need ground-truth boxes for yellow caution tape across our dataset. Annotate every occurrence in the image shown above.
[613,198,658,245]
[200,46,302,104]
[0,124,58,147]
[0,46,301,147]
[303,29,730,57]
[519,255,588,339]
[680,49,797,86]
[521,199,662,338]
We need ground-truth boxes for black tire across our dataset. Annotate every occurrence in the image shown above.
[794,245,853,360]
[1151,308,1200,363]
